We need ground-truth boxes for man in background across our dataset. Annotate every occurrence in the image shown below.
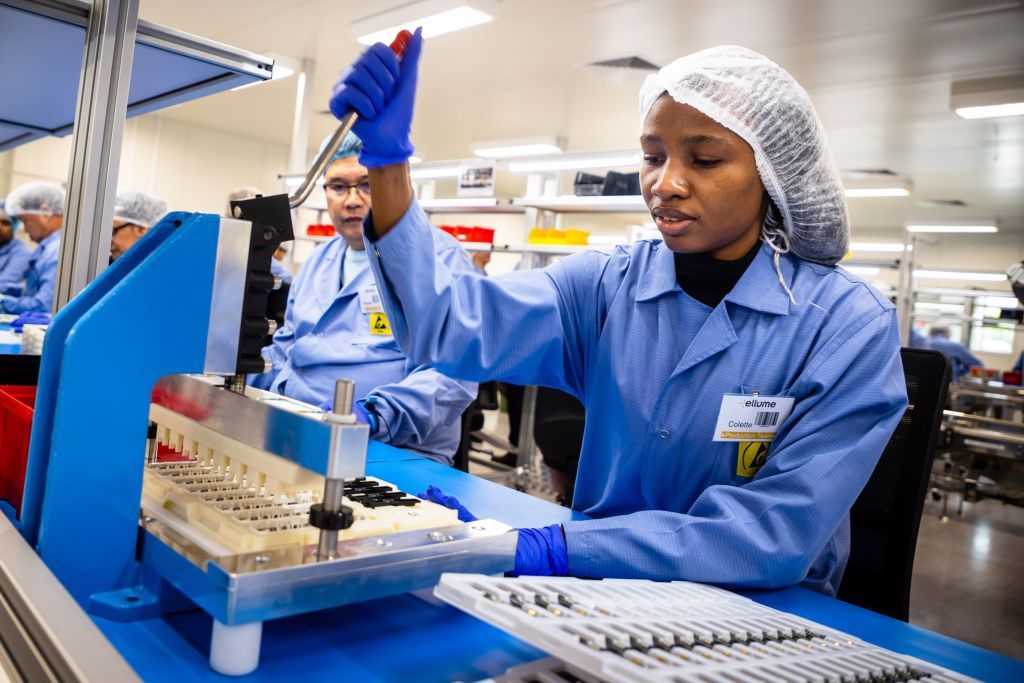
[928,326,983,383]
[0,182,64,314]
[0,199,32,295]
[109,189,167,261]
[250,132,477,464]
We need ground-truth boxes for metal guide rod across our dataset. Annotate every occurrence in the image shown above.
[55,0,140,310]
[288,115,356,209]
[317,379,356,560]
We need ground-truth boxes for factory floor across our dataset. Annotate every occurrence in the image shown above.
[910,495,1024,661]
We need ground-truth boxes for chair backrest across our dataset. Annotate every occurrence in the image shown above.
[837,348,950,621]
[533,387,585,474]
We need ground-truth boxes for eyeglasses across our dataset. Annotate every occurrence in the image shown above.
[112,222,138,235]
[322,181,370,197]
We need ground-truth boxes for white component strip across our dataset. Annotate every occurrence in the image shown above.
[435,574,978,683]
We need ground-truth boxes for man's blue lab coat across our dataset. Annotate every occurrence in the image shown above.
[252,229,476,464]
[1,232,59,314]
[0,238,32,294]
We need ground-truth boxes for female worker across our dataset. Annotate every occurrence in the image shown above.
[329,33,907,594]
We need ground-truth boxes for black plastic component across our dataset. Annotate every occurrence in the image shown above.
[308,503,354,531]
[601,170,641,196]
[226,193,295,375]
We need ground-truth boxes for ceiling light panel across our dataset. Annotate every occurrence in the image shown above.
[353,0,497,45]
[849,242,910,253]
[509,150,641,173]
[474,142,562,158]
[844,188,910,198]
[951,74,1024,119]
[913,269,1007,282]
[906,224,998,233]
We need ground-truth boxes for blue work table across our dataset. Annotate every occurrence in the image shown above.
[94,446,1023,682]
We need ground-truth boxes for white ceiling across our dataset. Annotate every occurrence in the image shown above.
[138,0,1024,235]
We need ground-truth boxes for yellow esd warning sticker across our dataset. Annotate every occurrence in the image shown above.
[737,441,769,477]
[369,312,392,336]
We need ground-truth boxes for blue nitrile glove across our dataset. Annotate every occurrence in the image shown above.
[419,485,477,523]
[328,27,424,169]
[512,525,569,577]
[317,398,378,434]
[11,311,51,331]
[418,487,569,576]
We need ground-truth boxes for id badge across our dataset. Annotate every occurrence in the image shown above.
[358,284,383,313]
[713,393,795,442]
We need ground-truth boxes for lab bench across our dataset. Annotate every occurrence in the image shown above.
[54,449,1024,682]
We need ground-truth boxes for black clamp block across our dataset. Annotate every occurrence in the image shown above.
[308,503,354,531]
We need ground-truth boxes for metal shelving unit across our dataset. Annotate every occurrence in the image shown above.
[512,194,647,213]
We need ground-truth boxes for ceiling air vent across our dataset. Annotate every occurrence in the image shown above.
[588,55,660,71]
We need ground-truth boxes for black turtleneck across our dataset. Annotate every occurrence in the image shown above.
[674,240,761,308]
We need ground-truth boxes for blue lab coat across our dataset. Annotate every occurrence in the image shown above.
[366,199,908,594]
[928,335,983,383]
[1,231,59,314]
[251,231,477,464]
[0,238,32,294]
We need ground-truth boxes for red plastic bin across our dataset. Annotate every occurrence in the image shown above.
[0,386,36,517]
[437,225,495,244]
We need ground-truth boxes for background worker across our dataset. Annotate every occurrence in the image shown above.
[329,35,907,591]
[0,181,64,314]
[927,325,983,383]
[109,189,168,261]
[0,199,32,294]
[251,132,477,464]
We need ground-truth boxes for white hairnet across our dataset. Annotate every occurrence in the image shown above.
[639,45,849,265]
[5,181,66,217]
[113,189,167,229]
[227,186,264,203]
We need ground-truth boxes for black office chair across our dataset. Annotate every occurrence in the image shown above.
[533,387,585,505]
[837,348,951,621]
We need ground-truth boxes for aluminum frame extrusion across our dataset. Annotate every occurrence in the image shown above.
[0,516,140,682]
[55,0,140,310]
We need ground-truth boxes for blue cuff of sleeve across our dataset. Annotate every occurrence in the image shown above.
[512,524,569,577]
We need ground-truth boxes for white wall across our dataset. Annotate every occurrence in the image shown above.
[0,112,289,216]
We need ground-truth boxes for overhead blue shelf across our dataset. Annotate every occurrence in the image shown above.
[0,0,272,151]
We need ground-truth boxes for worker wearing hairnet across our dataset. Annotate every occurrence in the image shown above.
[250,131,477,464]
[927,326,982,383]
[109,189,167,261]
[0,181,65,314]
[0,200,33,295]
[328,36,907,593]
